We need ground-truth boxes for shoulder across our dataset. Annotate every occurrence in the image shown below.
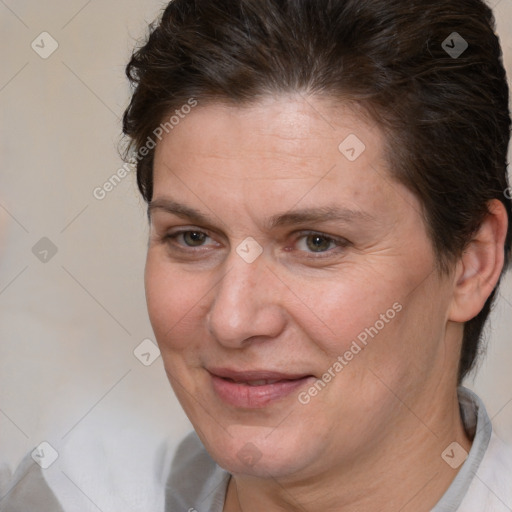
[478,432,512,502]
[458,431,512,511]
[165,431,230,512]
[0,452,64,512]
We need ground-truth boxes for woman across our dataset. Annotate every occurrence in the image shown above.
[3,0,510,511]
[121,0,512,510]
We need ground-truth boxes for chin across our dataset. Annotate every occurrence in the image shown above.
[199,424,319,478]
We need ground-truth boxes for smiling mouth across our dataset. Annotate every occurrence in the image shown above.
[207,369,315,408]
[224,378,289,386]
[208,368,314,381]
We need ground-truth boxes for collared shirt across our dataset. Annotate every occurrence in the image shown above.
[1,387,511,511]
[433,388,512,511]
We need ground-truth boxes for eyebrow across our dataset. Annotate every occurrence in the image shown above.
[267,206,374,229]
[148,198,214,225]
[148,198,374,229]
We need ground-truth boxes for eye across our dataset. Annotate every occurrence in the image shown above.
[164,229,214,248]
[295,232,347,254]
[181,231,208,247]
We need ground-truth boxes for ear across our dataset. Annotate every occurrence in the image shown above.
[449,199,508,322]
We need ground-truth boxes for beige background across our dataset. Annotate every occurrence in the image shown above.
[0,0,511,510]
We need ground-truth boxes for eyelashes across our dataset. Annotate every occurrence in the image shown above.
[294,231,349,254]
[160,228,350,259]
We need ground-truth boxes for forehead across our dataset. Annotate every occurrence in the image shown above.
[151,95,422,231]
[154,95,384,180]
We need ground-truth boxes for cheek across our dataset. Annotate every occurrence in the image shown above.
[286,268,405,357]
[313,271,448,397]
[145,254,208,353]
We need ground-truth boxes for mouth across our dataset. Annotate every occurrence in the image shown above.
[207,368,315,408]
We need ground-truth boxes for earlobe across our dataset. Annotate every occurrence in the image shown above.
[449,199,508,323]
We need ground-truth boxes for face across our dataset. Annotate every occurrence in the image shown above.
[145,95,458,481]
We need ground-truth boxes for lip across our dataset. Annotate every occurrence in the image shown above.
[208,367,315,409]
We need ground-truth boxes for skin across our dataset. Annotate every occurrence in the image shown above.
[145,95,507,511]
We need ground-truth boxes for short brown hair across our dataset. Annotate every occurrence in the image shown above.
[123,0,512,383]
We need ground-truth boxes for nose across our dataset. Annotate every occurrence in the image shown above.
[206,250,287,348]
